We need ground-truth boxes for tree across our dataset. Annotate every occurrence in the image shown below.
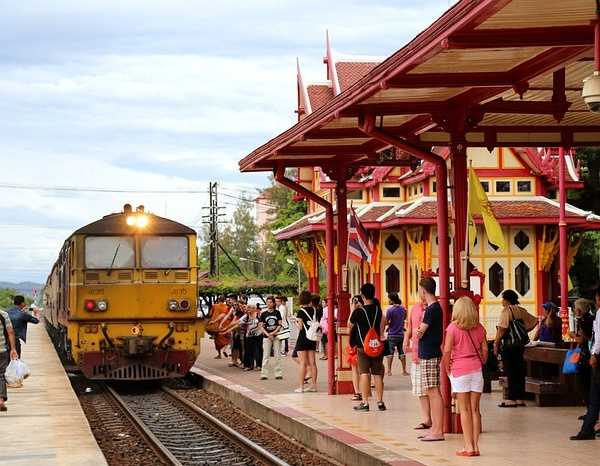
[258,174,307,281]
[0,289,32,309]
[569,148,600,296]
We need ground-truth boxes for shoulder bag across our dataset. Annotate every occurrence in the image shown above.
[501,307,530,350]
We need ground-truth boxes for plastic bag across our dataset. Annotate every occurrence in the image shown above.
[5,359,30,387]
[562,347,581,375]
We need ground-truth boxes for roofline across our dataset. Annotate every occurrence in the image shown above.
[240,0,507,172]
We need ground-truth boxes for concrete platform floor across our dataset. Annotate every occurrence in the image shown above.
[196,336,597,466]
[0,323,107,466]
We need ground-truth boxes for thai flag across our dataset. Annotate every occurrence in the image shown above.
[348,207,373,263]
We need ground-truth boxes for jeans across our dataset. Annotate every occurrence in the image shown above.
[502,346,526,401]
[261,337,282,378]
[0,351,9,401]
[580,367,600,435]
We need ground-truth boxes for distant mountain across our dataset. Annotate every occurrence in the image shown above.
[0,281,45,297]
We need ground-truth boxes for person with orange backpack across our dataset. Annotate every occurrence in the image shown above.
[349,283,387,412]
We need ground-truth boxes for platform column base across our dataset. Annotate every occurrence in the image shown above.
[334,326,355,394]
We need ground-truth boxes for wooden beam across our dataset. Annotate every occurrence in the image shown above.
[445,26,593,49]
[388,72,513,88]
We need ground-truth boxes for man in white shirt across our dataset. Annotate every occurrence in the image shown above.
[571,287,600,440]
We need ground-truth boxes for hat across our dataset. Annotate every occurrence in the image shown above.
[542,302,558,312]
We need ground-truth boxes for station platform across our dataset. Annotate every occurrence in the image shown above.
[0,321,107,466]
[194,337,597,466]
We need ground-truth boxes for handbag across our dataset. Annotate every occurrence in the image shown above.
[466,328,486,377]
[276,328,290,341]
[501,307,530,350]
[562,347,581,375]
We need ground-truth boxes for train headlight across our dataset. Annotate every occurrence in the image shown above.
[84,299,96,311]
[179,299,190,310]
[137,215,149,228]
[96,300,108,311]
[168,300,179,311]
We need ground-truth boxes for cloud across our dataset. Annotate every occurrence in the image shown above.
[0,0,449,282]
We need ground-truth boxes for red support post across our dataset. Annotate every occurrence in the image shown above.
[358,117,452,431]
[275,168,337,395]
[334,177,354,394]
[309,247,320,294]
[451,142,468,291]
[558,147,569,329]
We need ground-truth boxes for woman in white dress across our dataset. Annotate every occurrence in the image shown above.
[276,296,290,355]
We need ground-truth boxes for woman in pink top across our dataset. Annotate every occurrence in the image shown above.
[442,296,488,457]
[403,301,431,430]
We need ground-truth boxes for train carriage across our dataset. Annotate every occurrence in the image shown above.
[44,204,204,380]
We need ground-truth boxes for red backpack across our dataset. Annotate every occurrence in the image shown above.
[358,307,383,357]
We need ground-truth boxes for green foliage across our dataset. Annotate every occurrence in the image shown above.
[0,288,33,310]
[259,175,307,281]
[198,276,297,297]
[570,148,600,295]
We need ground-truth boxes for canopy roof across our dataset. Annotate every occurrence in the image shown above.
[240,0,600,173]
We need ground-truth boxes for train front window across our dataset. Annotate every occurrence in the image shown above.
[85,236,135,269]
[141,236,188,269]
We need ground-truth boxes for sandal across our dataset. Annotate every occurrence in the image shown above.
[456,450,477,457]
[498,402,518,408]
[414,422,432,430]
[420,435,445,442]
[351,393,362,401]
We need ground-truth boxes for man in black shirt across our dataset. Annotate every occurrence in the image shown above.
[349,283,387,412]
[415,277,444,441]
[259,297,283,380]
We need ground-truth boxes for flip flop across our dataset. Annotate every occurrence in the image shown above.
[414,423,432,430]
[420,435,445,442]
[456,450,477,457]
[498,402,518,408]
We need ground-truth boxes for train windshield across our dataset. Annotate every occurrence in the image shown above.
[85,236,135,269]
[141,236,188,269]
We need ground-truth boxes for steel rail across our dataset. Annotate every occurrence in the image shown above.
[103,384,182,466]
[161,386,291,466]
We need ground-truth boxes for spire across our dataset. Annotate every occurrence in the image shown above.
[296,58,312,116]
[325,30,341,95]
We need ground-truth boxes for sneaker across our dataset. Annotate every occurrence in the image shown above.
[353,402,369,411]
[275,376,283,380]
[305,386,317,392]
[377,401,387,411]
[260,376,268,380]
[294,387,304,393]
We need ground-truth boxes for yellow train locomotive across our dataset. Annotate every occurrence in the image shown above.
[44,204,203,380]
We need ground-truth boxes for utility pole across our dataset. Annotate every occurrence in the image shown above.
[202,182,226,277]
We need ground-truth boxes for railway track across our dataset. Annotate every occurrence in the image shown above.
[104,384,290,466]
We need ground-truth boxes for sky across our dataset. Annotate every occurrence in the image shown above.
[0,0,453,284]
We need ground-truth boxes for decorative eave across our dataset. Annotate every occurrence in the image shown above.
[274,196,600,241]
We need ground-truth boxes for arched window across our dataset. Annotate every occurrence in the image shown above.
[385,264,400,293]
[489,262,504,297]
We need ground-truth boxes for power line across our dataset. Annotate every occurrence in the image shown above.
[219,192,279,209]
[0,182,208,194]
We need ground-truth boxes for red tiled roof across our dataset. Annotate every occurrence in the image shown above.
[335,62,379,91]
[307,84,334,111]
[360,205,396,222]
[401,200,584,220]
[274,198,599,240]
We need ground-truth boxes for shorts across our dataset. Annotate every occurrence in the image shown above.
[357,348,384,376]
[420,357,441,390]
[411,361,425,397]
[449,371,484,393]
[386,335,405,357]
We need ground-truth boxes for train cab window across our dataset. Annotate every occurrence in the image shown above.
[141,236,188,268]
[85,236,135,269]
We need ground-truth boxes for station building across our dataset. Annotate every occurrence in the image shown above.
[276,38,600,331]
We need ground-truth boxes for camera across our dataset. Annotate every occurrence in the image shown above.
[582,71,600,112]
